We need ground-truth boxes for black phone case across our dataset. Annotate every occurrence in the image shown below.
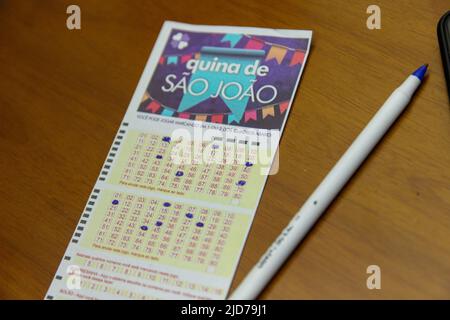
[438,11,450,100]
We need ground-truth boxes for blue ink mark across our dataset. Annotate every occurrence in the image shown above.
[237,180,246,186]
[245,161,253,167]
[140,225,148,231]
[175,171,184,177]
[196,222,204,227]
[185,213,193,219]
[112,200,119,205]
[156,155,163,159]
[163,202,171,207]
[162,136,171,143]
[155,221,163,227]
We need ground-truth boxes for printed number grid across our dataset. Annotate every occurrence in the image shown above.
[88,191,247,275]
[114,132,261,206]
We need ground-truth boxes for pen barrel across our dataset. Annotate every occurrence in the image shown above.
[229,75,421,300]
[305,75,420,214]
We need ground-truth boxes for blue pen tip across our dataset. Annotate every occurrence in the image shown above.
[412,64,428,81]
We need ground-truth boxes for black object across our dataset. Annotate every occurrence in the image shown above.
[438,11,450,100]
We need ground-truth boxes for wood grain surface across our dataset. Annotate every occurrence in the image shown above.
[1,0,449,299]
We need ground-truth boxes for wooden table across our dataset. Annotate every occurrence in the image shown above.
[1,0,449,299]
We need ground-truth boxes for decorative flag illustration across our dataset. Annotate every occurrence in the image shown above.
[146,100,161,113]
[220,34,243,47]
[245,38,264,50]
[266,45,287,64]
[195,114,207,122]
[141,91,150,103]
[262,106,275,118]
[181,54,193,63]
[279,101,289,114]
[178,112,190,119]
[227,113,240,124]
[244,109,257,122]
[161,108,175,116]
[290,50,305,66]
[211,114,224,123]
[167,56,178,65]
[178,46,265,123]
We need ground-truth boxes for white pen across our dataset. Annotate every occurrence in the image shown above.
[229,64,428,300]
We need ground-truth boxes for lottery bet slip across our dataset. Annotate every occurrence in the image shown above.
[46,21,312,300]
